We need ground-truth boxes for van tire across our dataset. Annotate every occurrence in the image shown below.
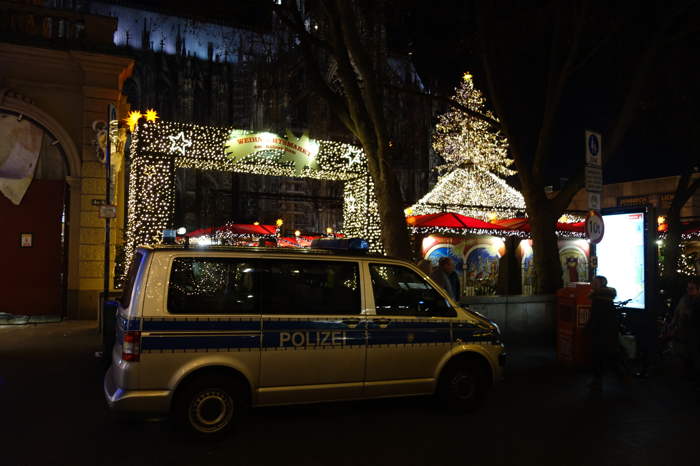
[173,374,248,436]
[437,359,487,413]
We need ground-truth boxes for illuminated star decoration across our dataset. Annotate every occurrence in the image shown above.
[144,109,159,123]
[341,149,363,167]
[345,195,358,213]
[168,131,192,156]
[125,110,142,132]
[280,129,320,175]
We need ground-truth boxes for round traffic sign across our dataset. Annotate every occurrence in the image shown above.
[585,211,605,244]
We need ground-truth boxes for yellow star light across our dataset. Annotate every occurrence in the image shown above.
[145,109,159,123]
[125,111,142,132]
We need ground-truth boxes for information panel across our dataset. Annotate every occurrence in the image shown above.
[596,211,646,309]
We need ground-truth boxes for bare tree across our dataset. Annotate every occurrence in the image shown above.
[274,0,414,258]
[663,166,700,280]
[474,1,697,293]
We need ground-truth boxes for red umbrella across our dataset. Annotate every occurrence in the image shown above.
[491,217,529,230]
[556,221,585,233]
[406,213,507,230]
[491,217,585,233]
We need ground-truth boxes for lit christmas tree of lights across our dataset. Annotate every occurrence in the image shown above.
[409,72,525,220]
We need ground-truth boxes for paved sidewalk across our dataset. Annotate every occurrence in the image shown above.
[1,321,698,466]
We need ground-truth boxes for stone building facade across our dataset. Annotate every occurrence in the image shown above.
[0,1,133,319]
[568,174,700,218]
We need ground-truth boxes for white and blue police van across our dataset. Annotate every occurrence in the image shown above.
[104,238,505,435]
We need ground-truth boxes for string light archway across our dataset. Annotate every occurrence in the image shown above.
[123,119,380,276]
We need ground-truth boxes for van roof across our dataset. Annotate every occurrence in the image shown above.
[137,244,406,262]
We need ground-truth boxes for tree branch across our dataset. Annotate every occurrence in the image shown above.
[663,0,700,43]
[272,3,334,53]
[275,1,354,131]
[319,1,376,148]
[675,170,700,207]
[384,83,502,130]
[333,0,389,155]
[474,4,533,192]
[533,2,587,182]
[552,167,585,214]
[606,2,698,163]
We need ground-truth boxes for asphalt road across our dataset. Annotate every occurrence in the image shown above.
[1,321,698,466]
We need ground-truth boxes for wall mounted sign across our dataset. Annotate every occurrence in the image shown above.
[20,232,32,248]
[99,205,117,218]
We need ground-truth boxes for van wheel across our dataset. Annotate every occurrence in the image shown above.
[438,360,486,412]
[174,375,247,436]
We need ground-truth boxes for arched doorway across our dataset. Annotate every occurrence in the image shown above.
[0,109,71,317]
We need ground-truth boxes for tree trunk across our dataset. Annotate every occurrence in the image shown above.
[364,146,412,259]
[526,196,563,294]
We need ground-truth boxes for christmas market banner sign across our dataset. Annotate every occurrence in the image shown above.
[225,129,320,175]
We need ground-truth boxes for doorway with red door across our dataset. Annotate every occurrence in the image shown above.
[0,111,69,318]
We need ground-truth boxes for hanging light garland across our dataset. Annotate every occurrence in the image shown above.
[407,225,585,239]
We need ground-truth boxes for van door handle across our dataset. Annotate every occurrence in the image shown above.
[342,318,360,328]
[374,318,391,328]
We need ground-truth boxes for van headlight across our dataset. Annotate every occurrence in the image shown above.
[490,322,501,344]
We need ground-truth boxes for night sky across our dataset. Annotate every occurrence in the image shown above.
[116,0,698,185]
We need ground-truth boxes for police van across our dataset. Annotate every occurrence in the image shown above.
[104,239,505,435]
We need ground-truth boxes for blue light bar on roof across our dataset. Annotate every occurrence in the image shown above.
[311,238,369,251]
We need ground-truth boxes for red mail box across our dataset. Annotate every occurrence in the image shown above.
[556,282,592,366]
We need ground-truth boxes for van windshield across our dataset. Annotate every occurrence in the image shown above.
[121,252,144,307]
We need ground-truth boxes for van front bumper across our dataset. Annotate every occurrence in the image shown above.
[104,366,171,414]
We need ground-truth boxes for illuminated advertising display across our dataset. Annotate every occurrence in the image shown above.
[597,211,646,309]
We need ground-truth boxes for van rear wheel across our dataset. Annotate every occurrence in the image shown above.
[438,360,487,412]
[174,375,247,436]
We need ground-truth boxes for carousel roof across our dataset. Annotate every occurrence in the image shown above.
[407,212,507,230]
[491,217,585,233]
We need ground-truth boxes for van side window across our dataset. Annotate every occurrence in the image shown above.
[259,260,360,315]
[167,258,257,314]
[121,252,143,307]
[369,264,456,317]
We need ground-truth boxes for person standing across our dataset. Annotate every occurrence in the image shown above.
[416,259,433,276]
[430,257,461,301]
[669,277,700,380]
[587,275,620,391]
